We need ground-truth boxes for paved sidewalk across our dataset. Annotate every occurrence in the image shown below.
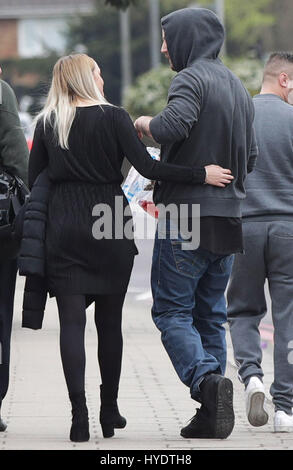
[1,275,292,451]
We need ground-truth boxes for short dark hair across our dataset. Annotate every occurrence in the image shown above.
[263,52,293,83]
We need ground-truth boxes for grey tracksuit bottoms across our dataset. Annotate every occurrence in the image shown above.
[227,219,293,414]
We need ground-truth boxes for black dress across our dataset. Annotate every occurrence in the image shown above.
[29,105,205,297]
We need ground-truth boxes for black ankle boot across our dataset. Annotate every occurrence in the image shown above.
[0,416,7,432]
[69,391,90,442]
[0,403,7,432]
[99,385,126,438]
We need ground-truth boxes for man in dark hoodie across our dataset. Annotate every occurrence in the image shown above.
[135,8,257,439]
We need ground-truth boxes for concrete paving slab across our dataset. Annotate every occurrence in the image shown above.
[1,275,292,451]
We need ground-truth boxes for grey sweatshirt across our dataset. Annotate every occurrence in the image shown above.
[242,94,293,220]
[149,7,258,217]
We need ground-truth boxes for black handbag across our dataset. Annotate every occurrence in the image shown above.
[0,167,29,258]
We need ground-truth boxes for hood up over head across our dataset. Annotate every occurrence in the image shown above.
[161,7,225,72]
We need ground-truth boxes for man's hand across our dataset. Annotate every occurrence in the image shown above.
[134,116,153,139]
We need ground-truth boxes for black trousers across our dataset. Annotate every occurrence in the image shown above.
[0,259,18,408]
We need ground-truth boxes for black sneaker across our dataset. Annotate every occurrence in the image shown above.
[200,373,234,439]
[181,406,214,438]
[181,374,234,439]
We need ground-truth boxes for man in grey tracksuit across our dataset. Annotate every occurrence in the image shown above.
[227,52,293,433]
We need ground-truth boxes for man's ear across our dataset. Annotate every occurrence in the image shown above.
[279,72,289,88]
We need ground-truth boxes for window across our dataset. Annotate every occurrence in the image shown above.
[18,18,68,57]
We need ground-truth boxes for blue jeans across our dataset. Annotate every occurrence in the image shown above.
[151,218,234,401]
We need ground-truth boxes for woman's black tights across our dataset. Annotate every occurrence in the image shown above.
[56,293,126,397]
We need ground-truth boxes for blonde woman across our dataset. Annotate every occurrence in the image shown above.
[28,53,233,442]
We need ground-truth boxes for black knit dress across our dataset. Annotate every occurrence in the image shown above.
[28,105,205,298]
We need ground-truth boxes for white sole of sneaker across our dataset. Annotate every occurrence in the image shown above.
[274,425,293,433]
[247,391,268,427]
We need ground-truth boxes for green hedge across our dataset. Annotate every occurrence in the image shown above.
[123,65,175,119]
[123,57,264,118]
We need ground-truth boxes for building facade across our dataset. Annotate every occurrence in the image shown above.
[0,0,94,59]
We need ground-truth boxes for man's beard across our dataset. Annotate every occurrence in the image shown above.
[165,54,174,70]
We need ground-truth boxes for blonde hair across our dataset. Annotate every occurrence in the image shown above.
[35,54,109,149]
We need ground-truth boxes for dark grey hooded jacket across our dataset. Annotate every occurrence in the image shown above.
[150,8,258,217]
[0,80,28,185]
